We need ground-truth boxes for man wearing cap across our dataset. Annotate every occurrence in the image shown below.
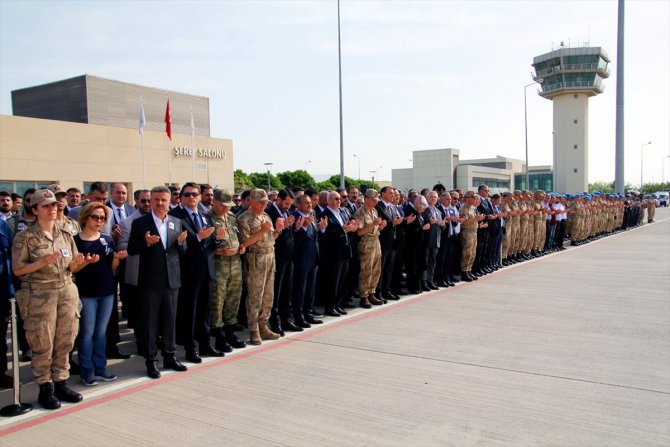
[12,189,90,409]
[459,191,484,281]
[354,189,386,306]
[238,188,285,345]
[208,190,247,351]
[648,194,657,223]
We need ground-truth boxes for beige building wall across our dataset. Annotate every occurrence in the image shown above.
[391,168,414,192]
[0,115,233,197]
[455,165,514,193]
[552,94,589,193]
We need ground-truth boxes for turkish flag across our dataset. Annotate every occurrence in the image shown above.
[165,99,172,140]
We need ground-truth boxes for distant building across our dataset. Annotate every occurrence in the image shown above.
[1,75,232,197]
[391,149,550,193]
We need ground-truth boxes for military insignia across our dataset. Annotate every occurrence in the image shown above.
[27,236,40,248]
[43,191,53,198]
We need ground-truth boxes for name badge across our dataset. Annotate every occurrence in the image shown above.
[18,223,26,231]
[169,222,175,230]
[99,237,108,246]
[202,216,207,225]
[60,249,71,258]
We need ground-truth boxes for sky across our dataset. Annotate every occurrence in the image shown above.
[1,0,668,186]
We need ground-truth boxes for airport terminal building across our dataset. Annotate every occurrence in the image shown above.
[0,75,234,198]
[392,148,553,193]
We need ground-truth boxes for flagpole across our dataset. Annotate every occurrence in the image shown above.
[166,95,172,184]
[139,98,147,188]
[190,106,195,181]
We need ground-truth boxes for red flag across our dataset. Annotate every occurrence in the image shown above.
[165,99,172,140]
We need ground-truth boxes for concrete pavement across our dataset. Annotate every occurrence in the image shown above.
[1,208,669,446]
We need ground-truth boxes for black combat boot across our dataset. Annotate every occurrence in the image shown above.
[54,380,83,403]
[214,328,233,353]
[38,382,61,410]
[224,326,246,349]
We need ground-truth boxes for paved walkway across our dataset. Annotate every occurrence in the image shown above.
[2,208,669,446]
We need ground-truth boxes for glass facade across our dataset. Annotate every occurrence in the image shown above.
[472,177,510,190]
[0,180,55,195]
[515,173,553,192]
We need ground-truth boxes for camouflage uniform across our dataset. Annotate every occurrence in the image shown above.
[209,210,243,328]
[56,216,80,237]
[12,224,80,385]
[501,200,513,260]
[459,205,477,273]
[354,205,381,298]
[238,209,275,336]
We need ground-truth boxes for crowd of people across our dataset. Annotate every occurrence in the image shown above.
[0,180,659,410]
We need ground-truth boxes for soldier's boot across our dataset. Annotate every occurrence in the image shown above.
[224,326,246,349]
[359,295,372,309]
[38,382,61,410]
[368,294,383,306]
[259,324,280,341]
[214,328,233,353]
[249,330,262,346]
[54,380,83,403]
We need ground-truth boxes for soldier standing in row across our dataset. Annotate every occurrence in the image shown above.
[459,191,485,281]
[12,189,92,409]
[238,189,284,345]
[354,189,386,307]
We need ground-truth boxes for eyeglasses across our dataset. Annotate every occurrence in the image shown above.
[332,198,341,201]
[182,192,200,198]
[139,199,151,204]
[233,199,241,203]
[171,192,180,196]
[89,214,106,222]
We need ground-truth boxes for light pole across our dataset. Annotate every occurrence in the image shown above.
[370,170,377,185]
[353,154,361,180]
[524,78,543,189]
[663,155,670,185]
[264,162,273,190]
[304,160,311,172]
[640,142,652,189]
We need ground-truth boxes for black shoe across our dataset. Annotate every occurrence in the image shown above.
[420,283,431,292]
[461,272,473,282]
[342,301,357,309]
[270,323,285,337]
[54,380,83,403]
[408,289,421,295]
[106,346,131,360]
[184,351,202,364]
[38,383,61,410]
[324,308,341,317]
[436,281,450,288]
[383,292,400,300]
[21,349,32,362]
[470,273,479,281]
[200,343,225,357]
[69,358,80,375]
[281,320,304,332]
[146,359,161,379]
[449,276,460,283]
[224,327,247,349]
[164,357,188,372]
[214,334,234,353]
[305,315,324,325]
[295,319,312,329]
[310,312,324,318]
[334,306,348,315]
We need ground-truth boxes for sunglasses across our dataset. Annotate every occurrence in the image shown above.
[139,199,151,204]
[182,192,200,197]
[233,199,241,203]
[171,192,180,196]
[89,214,106,222]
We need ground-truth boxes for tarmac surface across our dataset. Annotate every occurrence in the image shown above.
[1,207,669,446]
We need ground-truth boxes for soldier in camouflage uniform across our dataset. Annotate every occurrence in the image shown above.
[459,191,484,281]
[238,189,284,345]
[208,190,246,351]
[48,184,80,237]
[354,189,386,305]
[12,189,93,410]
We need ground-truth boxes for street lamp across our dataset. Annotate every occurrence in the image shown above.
[663,155,670,185]
[640,142,652,189]
[353,154,361,180]
[524,78,543,189]
[304,160,311,172]
[263,162,273,190]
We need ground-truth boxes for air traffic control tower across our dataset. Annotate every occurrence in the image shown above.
[532,44,610,193]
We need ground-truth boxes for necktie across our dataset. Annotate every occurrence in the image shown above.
[193,212,202,231]
[116,207,123,224]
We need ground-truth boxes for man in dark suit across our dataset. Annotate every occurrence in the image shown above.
[291,194,327,328]
[265,189,296,334]
[375,186,403,301]
[474,184,494,276]
[128,185,189,379]
[319,191,358,316]
[421,191,443,290]
[168,182,225,363]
